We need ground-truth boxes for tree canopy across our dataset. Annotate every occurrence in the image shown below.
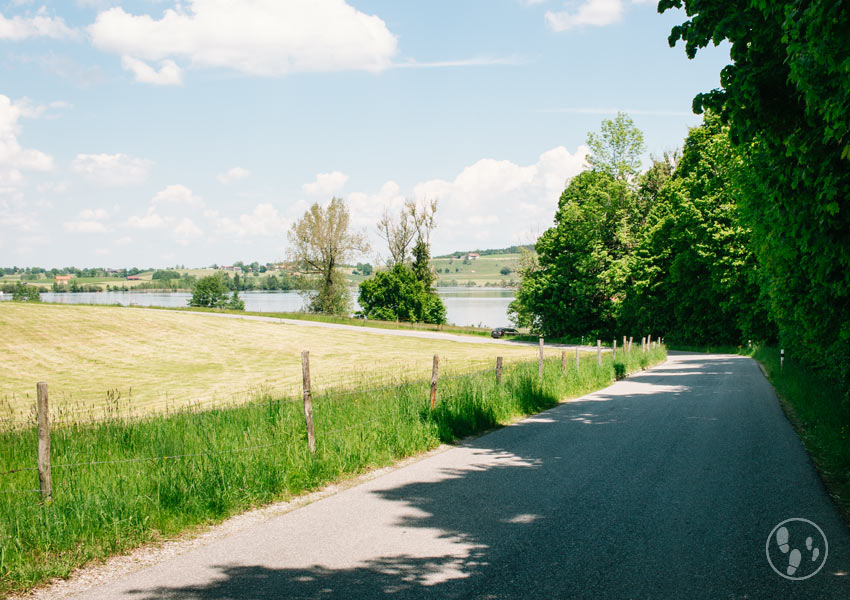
[288,198,369,315]
[660,0,850,388]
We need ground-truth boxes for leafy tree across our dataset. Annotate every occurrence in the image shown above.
[358,264,446,324]
[189,274,230,308]
[288,198,369,315]
[227,289,245,311]
[12,283,40,302]
[619,115,773,344]
[411,238,436,290]
[510,170,632,337]
[661,0,850,386]
[586,112,646,182]
[152,270,180,280]
[499,266,512,276]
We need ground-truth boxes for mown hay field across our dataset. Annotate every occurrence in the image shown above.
[0,302,553,422]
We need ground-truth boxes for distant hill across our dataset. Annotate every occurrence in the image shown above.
[435,245,534,259]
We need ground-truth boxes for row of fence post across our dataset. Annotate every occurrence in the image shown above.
[29,335,674,498]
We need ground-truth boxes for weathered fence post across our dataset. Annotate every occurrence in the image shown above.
[496,356,503,385]
[561,350,566,373]
[642,337,646,354]
[37,382,52,502]
[301,351,316,453]
[613,339,617,361]
[648,334,652,349]
[430,354,440,409]
[538,338,544,381]
[623,336,627,353]
[597,339,602,366]
[575,346,580,371]
[780,349,785,371]
[629,336,633,353]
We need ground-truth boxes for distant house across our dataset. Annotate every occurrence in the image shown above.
[126,276,141,281]
[55,275,72,283]
[468,253,480,260]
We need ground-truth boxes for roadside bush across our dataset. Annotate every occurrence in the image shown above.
[11,283,40,302]
[188,274,242,310]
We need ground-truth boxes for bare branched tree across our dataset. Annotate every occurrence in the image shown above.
[377,198,438,265]
[288,197,369,314]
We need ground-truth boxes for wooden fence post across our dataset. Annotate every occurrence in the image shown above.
[575,346,580,372]
[37,382,52,502]
[561,351,566,373]
[430,354,440,410]
[597,339,602,366]
[301,351,316,453]
[648,334,652,350]
[496,356,503,385]
[642,337,646,353]
[623,336,627,353]
[538,338,544,381]
[629,336,633,353]
[613,339,617,362]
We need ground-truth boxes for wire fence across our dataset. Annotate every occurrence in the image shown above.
[1,339,665,498]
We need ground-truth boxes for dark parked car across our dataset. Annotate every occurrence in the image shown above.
[491,327,519,339]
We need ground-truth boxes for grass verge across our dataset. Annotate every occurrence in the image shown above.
[0,346,666,595]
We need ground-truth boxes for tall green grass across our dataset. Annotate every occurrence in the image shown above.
[0,346,666,594]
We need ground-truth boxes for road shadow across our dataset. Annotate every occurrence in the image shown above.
[123,354,849,600]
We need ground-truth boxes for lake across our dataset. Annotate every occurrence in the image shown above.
[19,288,517,328]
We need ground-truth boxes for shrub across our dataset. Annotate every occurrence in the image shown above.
[11,283,40,302]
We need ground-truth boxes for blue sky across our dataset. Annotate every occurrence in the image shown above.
[0,0,730,268]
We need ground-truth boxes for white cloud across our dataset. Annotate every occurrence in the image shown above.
[217,166,250,184]
[0,94,54,185]
[0,6,78,40]
[63,219,108,233]
[173,217,202,246]
[302,170,349,196]
[121,55,183,85]
[127,207,168,229]
[393,56,524,69]
[540,106,693,117]
[71,153,152,186]
[89,0,398,81]
[115,235,132,245]
[206,203,290,238]
[546,0,623,31]
[78,207,108,220]
[152,184,204,208]
[341,146,586,255]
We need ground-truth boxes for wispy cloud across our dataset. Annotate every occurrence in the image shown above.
[393,55,525,69]
[540,107,695,117]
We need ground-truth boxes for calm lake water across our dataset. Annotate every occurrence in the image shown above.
[21,288,516,328]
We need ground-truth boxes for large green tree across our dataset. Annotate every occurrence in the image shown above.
[660,0,850,385]
[358,264,446,324]
[619,115,773,344]
[288,198,369,315]
[586,111,646,182]
[510,114,650,337]
[510,170,633,337]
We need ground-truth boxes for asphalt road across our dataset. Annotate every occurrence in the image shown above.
[69,353,850,599]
